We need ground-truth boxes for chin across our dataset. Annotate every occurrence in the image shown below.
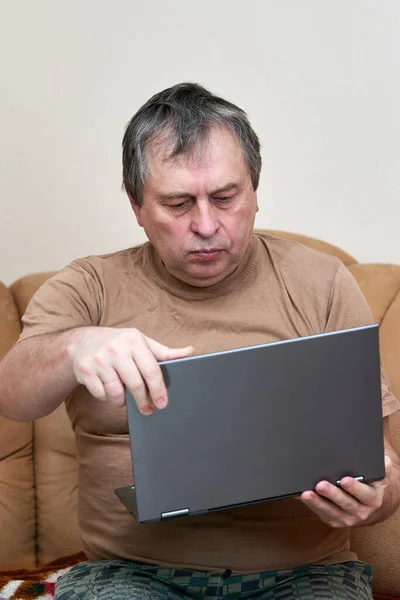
[188,276,223,288]
[186,266,231,285]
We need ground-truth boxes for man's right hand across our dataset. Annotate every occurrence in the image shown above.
[68,327,194,414]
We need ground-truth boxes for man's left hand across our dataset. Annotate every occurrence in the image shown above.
[300,455,392,528]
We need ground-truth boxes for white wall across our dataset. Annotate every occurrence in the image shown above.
[1,0,399,284]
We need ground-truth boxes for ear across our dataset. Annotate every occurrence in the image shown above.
[128,194,144,227]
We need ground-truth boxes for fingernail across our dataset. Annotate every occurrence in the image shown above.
[156,397,168,409]
[317,482,328,492]
[142,405,154,415]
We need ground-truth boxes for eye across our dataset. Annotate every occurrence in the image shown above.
[215,196,233,204]
[170,201,188,210]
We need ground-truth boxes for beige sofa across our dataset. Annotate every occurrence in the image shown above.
[0,230,399,596]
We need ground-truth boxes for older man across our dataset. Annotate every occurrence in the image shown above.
[1,83,399,600]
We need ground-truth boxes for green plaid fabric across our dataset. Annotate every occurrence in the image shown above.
[55,559,373,600]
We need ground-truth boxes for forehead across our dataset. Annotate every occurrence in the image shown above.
[145,127,248,190]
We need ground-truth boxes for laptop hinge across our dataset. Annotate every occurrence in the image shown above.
[161,508,189,520]
[336,475,364,486]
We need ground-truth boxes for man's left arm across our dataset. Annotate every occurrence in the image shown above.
[301,417,400,527]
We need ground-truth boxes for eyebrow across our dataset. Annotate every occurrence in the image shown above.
[158,182,240,201]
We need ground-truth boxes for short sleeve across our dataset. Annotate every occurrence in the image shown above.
[17,260,102,343]
[326,262,400,418]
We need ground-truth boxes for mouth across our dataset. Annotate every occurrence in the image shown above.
[190,249,223,261]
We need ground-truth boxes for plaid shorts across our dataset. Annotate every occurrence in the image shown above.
[55,559,373,600]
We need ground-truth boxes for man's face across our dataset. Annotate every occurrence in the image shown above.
[131,127,258,287]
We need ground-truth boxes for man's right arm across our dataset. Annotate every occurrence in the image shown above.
[0,327,194,422]
[0,329,85,421]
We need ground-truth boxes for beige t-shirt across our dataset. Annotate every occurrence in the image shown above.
[19,233,400,572]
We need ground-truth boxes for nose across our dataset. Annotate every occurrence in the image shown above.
[190,201,219,238]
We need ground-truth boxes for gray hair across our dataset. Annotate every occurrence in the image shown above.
[122,82,262,206]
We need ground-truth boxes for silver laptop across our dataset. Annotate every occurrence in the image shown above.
[115,325,385,523]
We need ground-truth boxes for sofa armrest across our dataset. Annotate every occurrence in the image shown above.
[0,282,36,569]
[349,263,400,596]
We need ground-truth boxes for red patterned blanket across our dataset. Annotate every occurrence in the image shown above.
[0,553,86,600]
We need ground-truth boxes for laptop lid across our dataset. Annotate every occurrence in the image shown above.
[116,325,384,523]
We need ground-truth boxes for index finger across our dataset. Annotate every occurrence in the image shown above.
[130,342,168,409]
[331,477,379,507]
[145,336,194,362]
